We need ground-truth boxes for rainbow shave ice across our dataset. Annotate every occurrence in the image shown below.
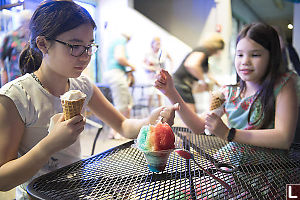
[137,122,175,172]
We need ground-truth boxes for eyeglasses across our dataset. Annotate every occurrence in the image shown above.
[53,39,98,57]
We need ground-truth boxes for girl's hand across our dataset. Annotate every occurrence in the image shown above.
[150,103,180,126]
[205,113,229,140]
[154,69,176,97]
[44,113,86,154]
[159,103,180,126]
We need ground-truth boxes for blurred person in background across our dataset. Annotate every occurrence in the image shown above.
[104,33,136,139]
[0,10,32,86]
[144,36,173,111]
[273,25,300,76]
[172,33,224,113]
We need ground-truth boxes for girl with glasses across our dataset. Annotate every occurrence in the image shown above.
[0,1,178,198]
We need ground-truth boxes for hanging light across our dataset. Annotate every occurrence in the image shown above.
[287,24,294,30]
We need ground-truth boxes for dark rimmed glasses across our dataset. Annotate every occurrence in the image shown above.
[53,39,99,57]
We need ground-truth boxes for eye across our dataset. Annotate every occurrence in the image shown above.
[252,54,261,57]
[236,54,243,57]
[72,45,82,50]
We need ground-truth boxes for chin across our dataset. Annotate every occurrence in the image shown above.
[70,71,83,78]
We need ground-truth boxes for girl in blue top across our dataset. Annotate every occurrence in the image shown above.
[155,23,298,150]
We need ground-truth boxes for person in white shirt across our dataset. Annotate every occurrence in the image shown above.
[0,1,178,199]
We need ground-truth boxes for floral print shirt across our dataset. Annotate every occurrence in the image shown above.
[0,30,27,81]
[223,71,295,130]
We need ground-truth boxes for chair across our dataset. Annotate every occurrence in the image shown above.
[86,83,114,155]
[130,84,152,118]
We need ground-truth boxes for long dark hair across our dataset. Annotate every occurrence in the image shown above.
[236,23,286,128]
[19,0,96,74]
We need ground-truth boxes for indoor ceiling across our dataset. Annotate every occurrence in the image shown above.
[240,0,295,40]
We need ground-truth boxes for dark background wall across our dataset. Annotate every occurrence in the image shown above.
[134,0,216,48]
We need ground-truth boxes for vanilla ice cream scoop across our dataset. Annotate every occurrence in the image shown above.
[60,90,86,120]
[60,90,86,101]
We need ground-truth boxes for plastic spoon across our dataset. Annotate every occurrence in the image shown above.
[175,149,232,193]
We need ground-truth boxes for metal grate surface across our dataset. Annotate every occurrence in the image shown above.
[27,127,300,199]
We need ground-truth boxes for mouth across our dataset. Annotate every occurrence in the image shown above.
[239,69,253,75]
[74,66,85,71]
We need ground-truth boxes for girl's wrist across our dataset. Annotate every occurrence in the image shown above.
[35,139,55,159]
[227,128,236,142]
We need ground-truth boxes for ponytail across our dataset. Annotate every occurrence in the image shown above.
[19,43,42,75]
[18,0,96,75]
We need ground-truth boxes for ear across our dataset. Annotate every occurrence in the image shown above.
[36,36,51,54]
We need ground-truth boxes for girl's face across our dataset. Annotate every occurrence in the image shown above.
[45,24,95,78]
[235,37,270,84]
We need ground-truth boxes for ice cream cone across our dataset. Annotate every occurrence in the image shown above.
[61,98,85,120]
[205,91,225,136]
[209,92,225,111]
[143,149,173,172]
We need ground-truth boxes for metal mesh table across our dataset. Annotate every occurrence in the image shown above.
[27,127,300,199]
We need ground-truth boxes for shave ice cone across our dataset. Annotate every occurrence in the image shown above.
[143,149,173,172]
[60,90,87,120]
[137,122,175,172]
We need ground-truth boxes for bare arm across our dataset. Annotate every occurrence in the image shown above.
[0,96,53,191]
[0,96,85,191]
[114,45,135,71]
[184,52,206,81]
[155,69,205,134]
[88,85,178,139]
[234,75,298,149]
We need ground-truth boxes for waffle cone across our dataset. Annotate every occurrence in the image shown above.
[209,94,225,111]
[61,98,85,120]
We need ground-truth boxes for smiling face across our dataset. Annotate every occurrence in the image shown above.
[235,37,270,85]
[44,23,95,78]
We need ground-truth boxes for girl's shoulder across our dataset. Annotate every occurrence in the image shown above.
[221,84,239,99]
[69,75,94,103]
[274,71,297,97]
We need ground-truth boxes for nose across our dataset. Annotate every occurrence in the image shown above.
[241,55,250,66]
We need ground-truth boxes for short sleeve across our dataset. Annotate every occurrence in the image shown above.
[69,75,94,106]
[274,71,295,97]
[0,81,32,124]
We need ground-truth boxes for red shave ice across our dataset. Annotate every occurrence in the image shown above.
[137,122,175,151]
[150,122,175,151]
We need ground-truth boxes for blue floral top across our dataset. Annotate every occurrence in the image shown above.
[223,71,295,130]
[0,30,27,82]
